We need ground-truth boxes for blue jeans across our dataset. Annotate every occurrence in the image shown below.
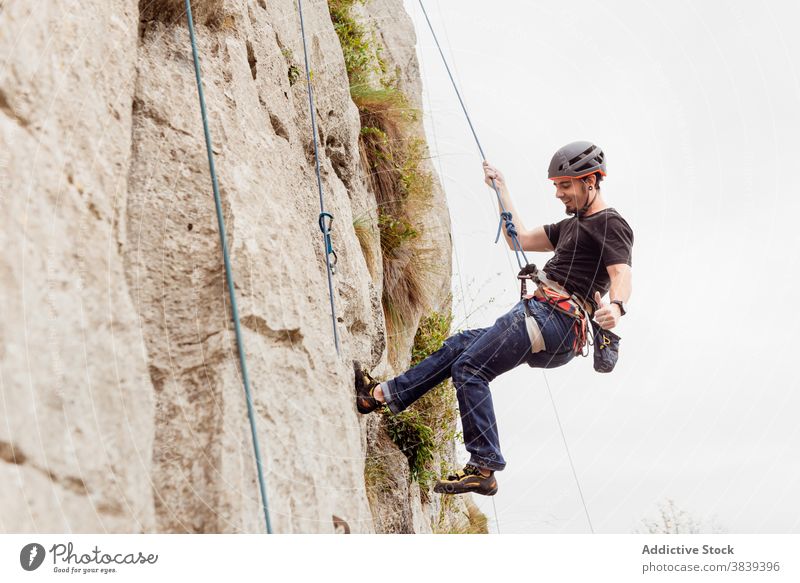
[382,299,577,472]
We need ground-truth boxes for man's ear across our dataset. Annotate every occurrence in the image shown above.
[583,174,596,189]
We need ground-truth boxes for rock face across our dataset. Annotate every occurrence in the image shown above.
[0,0,475,533]
[0,0,154,533]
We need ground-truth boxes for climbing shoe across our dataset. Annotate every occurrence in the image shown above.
[433,463,498,496]
[354,361,383,414]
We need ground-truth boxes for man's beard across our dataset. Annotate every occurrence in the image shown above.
[566,186,591,216]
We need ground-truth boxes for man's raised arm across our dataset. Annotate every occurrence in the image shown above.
[482,160,554,252]
[518,226,555,252]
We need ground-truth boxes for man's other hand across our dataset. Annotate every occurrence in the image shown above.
[593,291,621,330]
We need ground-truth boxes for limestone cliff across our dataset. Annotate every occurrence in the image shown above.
[0,0,483,533]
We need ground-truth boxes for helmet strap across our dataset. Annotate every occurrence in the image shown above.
[574,181,598,217]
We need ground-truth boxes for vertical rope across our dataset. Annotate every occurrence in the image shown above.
[184,0,272,534]
[417,0,528,270]
[491,497,501,534]
[542,373,594,533]
[297,0,341,356]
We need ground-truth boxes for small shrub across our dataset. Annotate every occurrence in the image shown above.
[288,64,301,86]
[411,310,452,366]
[636,498,727,534]
[328,0,390,91]
[352,86,436,362]
[386,409,436,486]
[385,309,459,493]
[377,213,418,256]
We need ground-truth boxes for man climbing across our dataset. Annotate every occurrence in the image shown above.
[354,141,633,496]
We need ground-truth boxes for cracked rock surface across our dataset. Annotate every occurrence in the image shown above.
[0,0,470,533]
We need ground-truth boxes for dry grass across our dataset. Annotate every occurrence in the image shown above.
[352,86,438,362]
[434,493,489,534]
[352,215,377,278]
[364,454,393,509]
[329,0,441,363]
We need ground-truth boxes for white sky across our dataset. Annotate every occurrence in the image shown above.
[403,0,800,533]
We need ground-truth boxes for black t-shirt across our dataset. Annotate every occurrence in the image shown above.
[542,208,633,305]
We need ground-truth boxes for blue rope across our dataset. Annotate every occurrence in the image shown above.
[184,0,272,534]
[417,0,528,270]
[298,0,341,356]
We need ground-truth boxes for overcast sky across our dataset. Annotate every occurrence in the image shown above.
[403,0,800,533]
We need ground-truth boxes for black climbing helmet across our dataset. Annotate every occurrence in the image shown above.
[548,141,607,181]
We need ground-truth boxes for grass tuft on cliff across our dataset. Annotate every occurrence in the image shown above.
[385,309,459,495]
[329,0,438,364]
[436,495,490,534]
[351,86,436,363]
[328,0,394,90]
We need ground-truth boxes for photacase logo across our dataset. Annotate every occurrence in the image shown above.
[20,543,46,571]
[18,541,158,575]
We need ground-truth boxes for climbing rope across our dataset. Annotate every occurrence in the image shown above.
[416,0,594,533]
[297,0,341,356]
[542,373,595,533]
[184,0,272,534]
[416,0,528,270]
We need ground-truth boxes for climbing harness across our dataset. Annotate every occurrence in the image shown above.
[417,0,595,533]
[540,371,595,533]
[518,264,621,371]
[184,0,272,534]
[297,0,341,356]
[517,264,592,357]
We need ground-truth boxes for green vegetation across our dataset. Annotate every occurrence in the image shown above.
[329,0,438,364]
[328,0,394,90]
[351,85,436,362]
[280,47,302,86]
[386,408,436,485]
[385,309,459,494]
[410,310,452,367]
[329,1,459,505]
[363,454,393,509]
[288,64,301,86]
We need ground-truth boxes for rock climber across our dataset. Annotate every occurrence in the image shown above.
[354,141,634,496]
